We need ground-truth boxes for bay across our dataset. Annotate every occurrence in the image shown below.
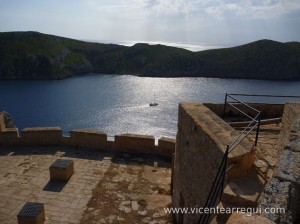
[0,74,300,138]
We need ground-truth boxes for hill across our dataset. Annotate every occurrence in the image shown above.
[0,31,299,80]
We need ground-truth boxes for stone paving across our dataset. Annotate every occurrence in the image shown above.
[0,146,172,224]
[81,153,172,224]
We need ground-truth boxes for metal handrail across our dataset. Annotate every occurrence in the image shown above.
[198,93,300,224]
[226,93,300,98]
[197,94,262,224]
[228,112,261,150]
[197,145,229,224]
[225,94,262,150]
[227,103,258,121]
[227,95,261,113]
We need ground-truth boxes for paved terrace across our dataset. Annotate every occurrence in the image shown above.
[0,146,172,224]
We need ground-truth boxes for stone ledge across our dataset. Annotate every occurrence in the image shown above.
[113,134,155,153]
[69,129,107,150]
[21,127,62,146]
[179,103,254,177]
[158,137,175,156]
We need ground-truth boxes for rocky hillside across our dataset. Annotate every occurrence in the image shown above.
[0,31,300,80]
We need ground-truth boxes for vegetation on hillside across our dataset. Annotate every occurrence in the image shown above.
[0,31,299,80]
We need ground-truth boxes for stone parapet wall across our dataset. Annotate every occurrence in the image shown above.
[0,114,175,157]
[278,102,300,151]
[172,103,254,224]
[0,128,20,146]
[21,127,62,146]
[173,103,225,224]
[70,130,107,150]
[158,137,176,156]
[0,113,5,131]
[173,103,254,223]
[204,103,284,119]
[113,134,155,153]
[259,102,300,223]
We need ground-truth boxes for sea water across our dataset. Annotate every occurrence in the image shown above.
[0,74,300,138]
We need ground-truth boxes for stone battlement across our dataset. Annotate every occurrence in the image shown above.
[0,113,175,157]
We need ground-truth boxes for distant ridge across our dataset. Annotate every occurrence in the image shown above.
[0,31,299,80]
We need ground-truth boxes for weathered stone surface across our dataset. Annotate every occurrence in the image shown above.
[285,139,300,152]
[113,134,155,154]
[21,127,62,146]
[259,178,292,223]
[259,102,300,224]
[132,201,139,211]
[173,103,254,224]
[274,149,300,184]
[227,212,275,224]
[157,137,176,156]
[49,159,74,181]
[138,210,148,216]
[69,129,107,150]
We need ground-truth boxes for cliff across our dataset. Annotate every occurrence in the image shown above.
[1,31,300,80]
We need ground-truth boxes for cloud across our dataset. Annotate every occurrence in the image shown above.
[79,0,300,43]
[86,0,300,22]
[203,0,300,20]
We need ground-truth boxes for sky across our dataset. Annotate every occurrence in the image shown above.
[0,0,300,46]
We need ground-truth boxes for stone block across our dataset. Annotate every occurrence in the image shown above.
[113,134,155,154]
[50,159,74,181]
[158,137,176,156]
[69,129,107,150]
[0,128,20,146]
[21,127,62,146]
[0,113,5,131]
[17,202,45,224]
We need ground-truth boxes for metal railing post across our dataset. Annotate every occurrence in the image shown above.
[197,145,229,224]
[222,93,228,119]
[255,113,261,147]
[220,145,229,200]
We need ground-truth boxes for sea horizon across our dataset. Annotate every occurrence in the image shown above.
[82,39,232,52]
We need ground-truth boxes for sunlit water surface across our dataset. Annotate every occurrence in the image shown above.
[1,74,300,138]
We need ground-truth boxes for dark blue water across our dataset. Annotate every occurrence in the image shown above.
[1,74,300,138]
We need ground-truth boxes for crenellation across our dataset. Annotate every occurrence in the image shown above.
[158,137,175,156]
[0,127,20,146]
[1,101,299,223]
[69,129,107,150]
[0,115,175,157]
[20,127,62,146]
[113,134,155,154]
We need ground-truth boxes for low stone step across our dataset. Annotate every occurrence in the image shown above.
[226,212,275,224]
[222,166,266,207]
[210,201,237,224]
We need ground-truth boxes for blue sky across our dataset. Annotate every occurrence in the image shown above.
[0,0,300,45]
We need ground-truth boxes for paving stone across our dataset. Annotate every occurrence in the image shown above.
[132,201,139,211]
[0,146,172,223]
[138,210,148,216]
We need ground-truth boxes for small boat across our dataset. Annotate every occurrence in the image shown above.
[149,102,158,106]
[149,93,158,106]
